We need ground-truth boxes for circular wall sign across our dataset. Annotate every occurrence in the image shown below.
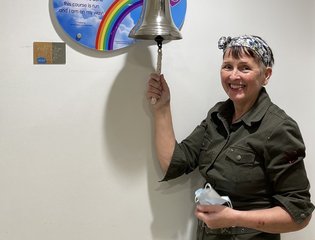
[53,0,186,51]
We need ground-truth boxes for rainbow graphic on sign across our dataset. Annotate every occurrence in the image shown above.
[53,0,186,52]
[96,0,142,51]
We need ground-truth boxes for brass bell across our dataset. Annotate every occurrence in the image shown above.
[129,0,182,41]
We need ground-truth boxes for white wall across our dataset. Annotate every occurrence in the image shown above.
[0,0,314,239]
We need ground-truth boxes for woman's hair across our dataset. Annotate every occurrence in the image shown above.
[218,35,275,68]
[224,45,274,69]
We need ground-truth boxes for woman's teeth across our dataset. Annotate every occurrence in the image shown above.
[229,83,245,89]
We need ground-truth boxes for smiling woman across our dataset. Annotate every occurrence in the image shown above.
[146,34,314,240]
[220,55,271,121]
[218,36,274,121]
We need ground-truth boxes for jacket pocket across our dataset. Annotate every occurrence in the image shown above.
[224,146,264,183]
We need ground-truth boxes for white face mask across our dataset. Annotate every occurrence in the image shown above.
[194,183,233,208]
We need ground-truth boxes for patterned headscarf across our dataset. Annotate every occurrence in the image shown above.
[218,35,274,67]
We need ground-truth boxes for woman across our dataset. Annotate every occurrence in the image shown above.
[146,35,314,239]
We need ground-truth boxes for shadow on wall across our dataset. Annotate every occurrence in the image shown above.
[104,43,154,175]
[104,42,201,239]
[149,171,202,240]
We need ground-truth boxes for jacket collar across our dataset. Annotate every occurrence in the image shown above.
[212,87,272,127]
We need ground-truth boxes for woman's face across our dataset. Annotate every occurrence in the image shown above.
[220,48,270,108]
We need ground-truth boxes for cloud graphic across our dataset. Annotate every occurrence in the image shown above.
[114,14,136,49]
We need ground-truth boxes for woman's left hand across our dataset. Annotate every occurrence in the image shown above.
[195,204,236,229]
[195,204,312,233]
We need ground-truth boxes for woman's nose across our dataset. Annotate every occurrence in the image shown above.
[229,69,241,80]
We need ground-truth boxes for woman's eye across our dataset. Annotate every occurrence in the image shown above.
[241,66,250,72]
[222,65,232,70]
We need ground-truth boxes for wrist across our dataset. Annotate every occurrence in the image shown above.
[153,103,171,118]
[230,209,243,227]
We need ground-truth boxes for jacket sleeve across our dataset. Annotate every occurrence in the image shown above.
[264,118,314,223]
[161,120,207,181]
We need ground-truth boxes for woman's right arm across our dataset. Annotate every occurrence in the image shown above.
[147,73,175,172]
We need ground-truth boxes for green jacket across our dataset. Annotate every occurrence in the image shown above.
[162,88,314,240]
